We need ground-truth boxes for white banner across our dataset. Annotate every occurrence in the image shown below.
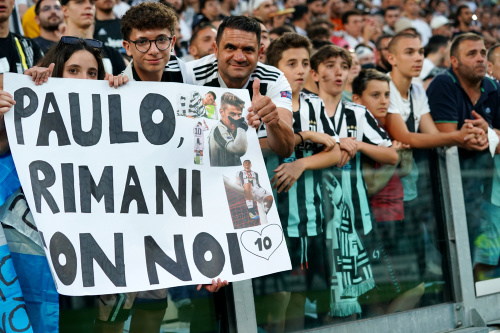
[4,73,291,296]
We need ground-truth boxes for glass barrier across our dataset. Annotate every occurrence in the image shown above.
[252,148,453,332]
[459,147,500,297]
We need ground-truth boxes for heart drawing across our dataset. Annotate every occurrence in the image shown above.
[240,224,284,260]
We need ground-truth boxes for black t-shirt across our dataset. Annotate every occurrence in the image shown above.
[102,45,126,76]
[0,33,43,74]
[33,36,56,53]
[0,36,16,74]
[94,18,124,54]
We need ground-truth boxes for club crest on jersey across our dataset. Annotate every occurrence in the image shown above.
[280,91,292,100]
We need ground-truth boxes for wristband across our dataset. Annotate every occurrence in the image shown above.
[296,132,304,146]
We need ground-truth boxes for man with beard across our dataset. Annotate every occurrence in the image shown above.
[186,23,217,61]
[374,34,392,73]
[427,33,500,283]
[33,0,64,52]
[93,0,124,54]
[453,4,475,37]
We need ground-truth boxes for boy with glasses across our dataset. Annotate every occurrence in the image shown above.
[121,2,190,83]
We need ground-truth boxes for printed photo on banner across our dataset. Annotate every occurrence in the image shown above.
[3,73,291,296]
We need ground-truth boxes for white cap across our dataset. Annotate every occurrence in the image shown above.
[430,15,451,30]
[251,0,271,10]
[394,17,417,34]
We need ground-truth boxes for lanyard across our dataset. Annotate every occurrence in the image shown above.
[406,85,415,133]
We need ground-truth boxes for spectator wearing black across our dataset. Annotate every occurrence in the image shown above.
[33,0,64,52]
[94,0,125,54]
[291,5,310,36]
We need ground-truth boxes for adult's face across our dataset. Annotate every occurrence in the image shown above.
[63,0,95,29]
[253,0,275,23]
[452,39,487,83]
[202,0,220,21]
[344,14,363,37]
[488,48,500,82]
[165,0,182,12]
[388,36,424,78]
[95,0,114,12]
[123,28,175,78]
[220,103,242,131]
[243,160,252,170]
[308,0,324,16]
[384,8,400,28]
[459,7,473,26]
[329,0,343,16]
[0,0,15,23]
[258,22,270,63]
[190,26,217,59]
[404,0,419,17]
[36,0,64,31]
[376,36,391,68]
[214,28,262,87]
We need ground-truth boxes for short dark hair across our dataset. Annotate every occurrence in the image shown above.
[454,4,470,26]
[292,5,308,22]
[221,92,245,111]
[217,16,261,46]
[375,34,393,50]
[306,25,330,40]
[384,5,400,14]
[207,91,217,100]
[342,9,362,25]
[310,45,352,72]
[266,33,312,68]
[488,44,500,63]
[450,32,483,59]
[388,32,420,54]
[200,0,220,11]
[424,35,449,57]
[38,39,105,80]
[269,25,294,37]
[35,0,52,16]
[352,69,390,96]
[121,2,178,40]
[190,23,217,44]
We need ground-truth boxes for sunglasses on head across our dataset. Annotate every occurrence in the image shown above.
[61,36,103,48]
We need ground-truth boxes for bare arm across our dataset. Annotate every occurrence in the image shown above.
[358,141,398,165]
[271,144,341,193]
[385,113,484,149]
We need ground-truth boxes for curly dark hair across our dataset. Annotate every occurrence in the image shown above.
[121,2,178,41]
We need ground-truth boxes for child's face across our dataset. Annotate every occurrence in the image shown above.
[203,93,215,105]
[353,79,390,119]
[277,47,310,95]
[312,56,349,98]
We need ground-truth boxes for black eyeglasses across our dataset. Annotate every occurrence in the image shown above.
[128,37,173,53]
[61,36,103,48]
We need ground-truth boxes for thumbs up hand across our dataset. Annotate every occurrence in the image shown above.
[247,78,279,127]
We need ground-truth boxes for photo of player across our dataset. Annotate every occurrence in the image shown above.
[177,91,207,118]
[203,91,217,119]
[236,160,274,220]
[208,92,248,167]
[193,120,209,164]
